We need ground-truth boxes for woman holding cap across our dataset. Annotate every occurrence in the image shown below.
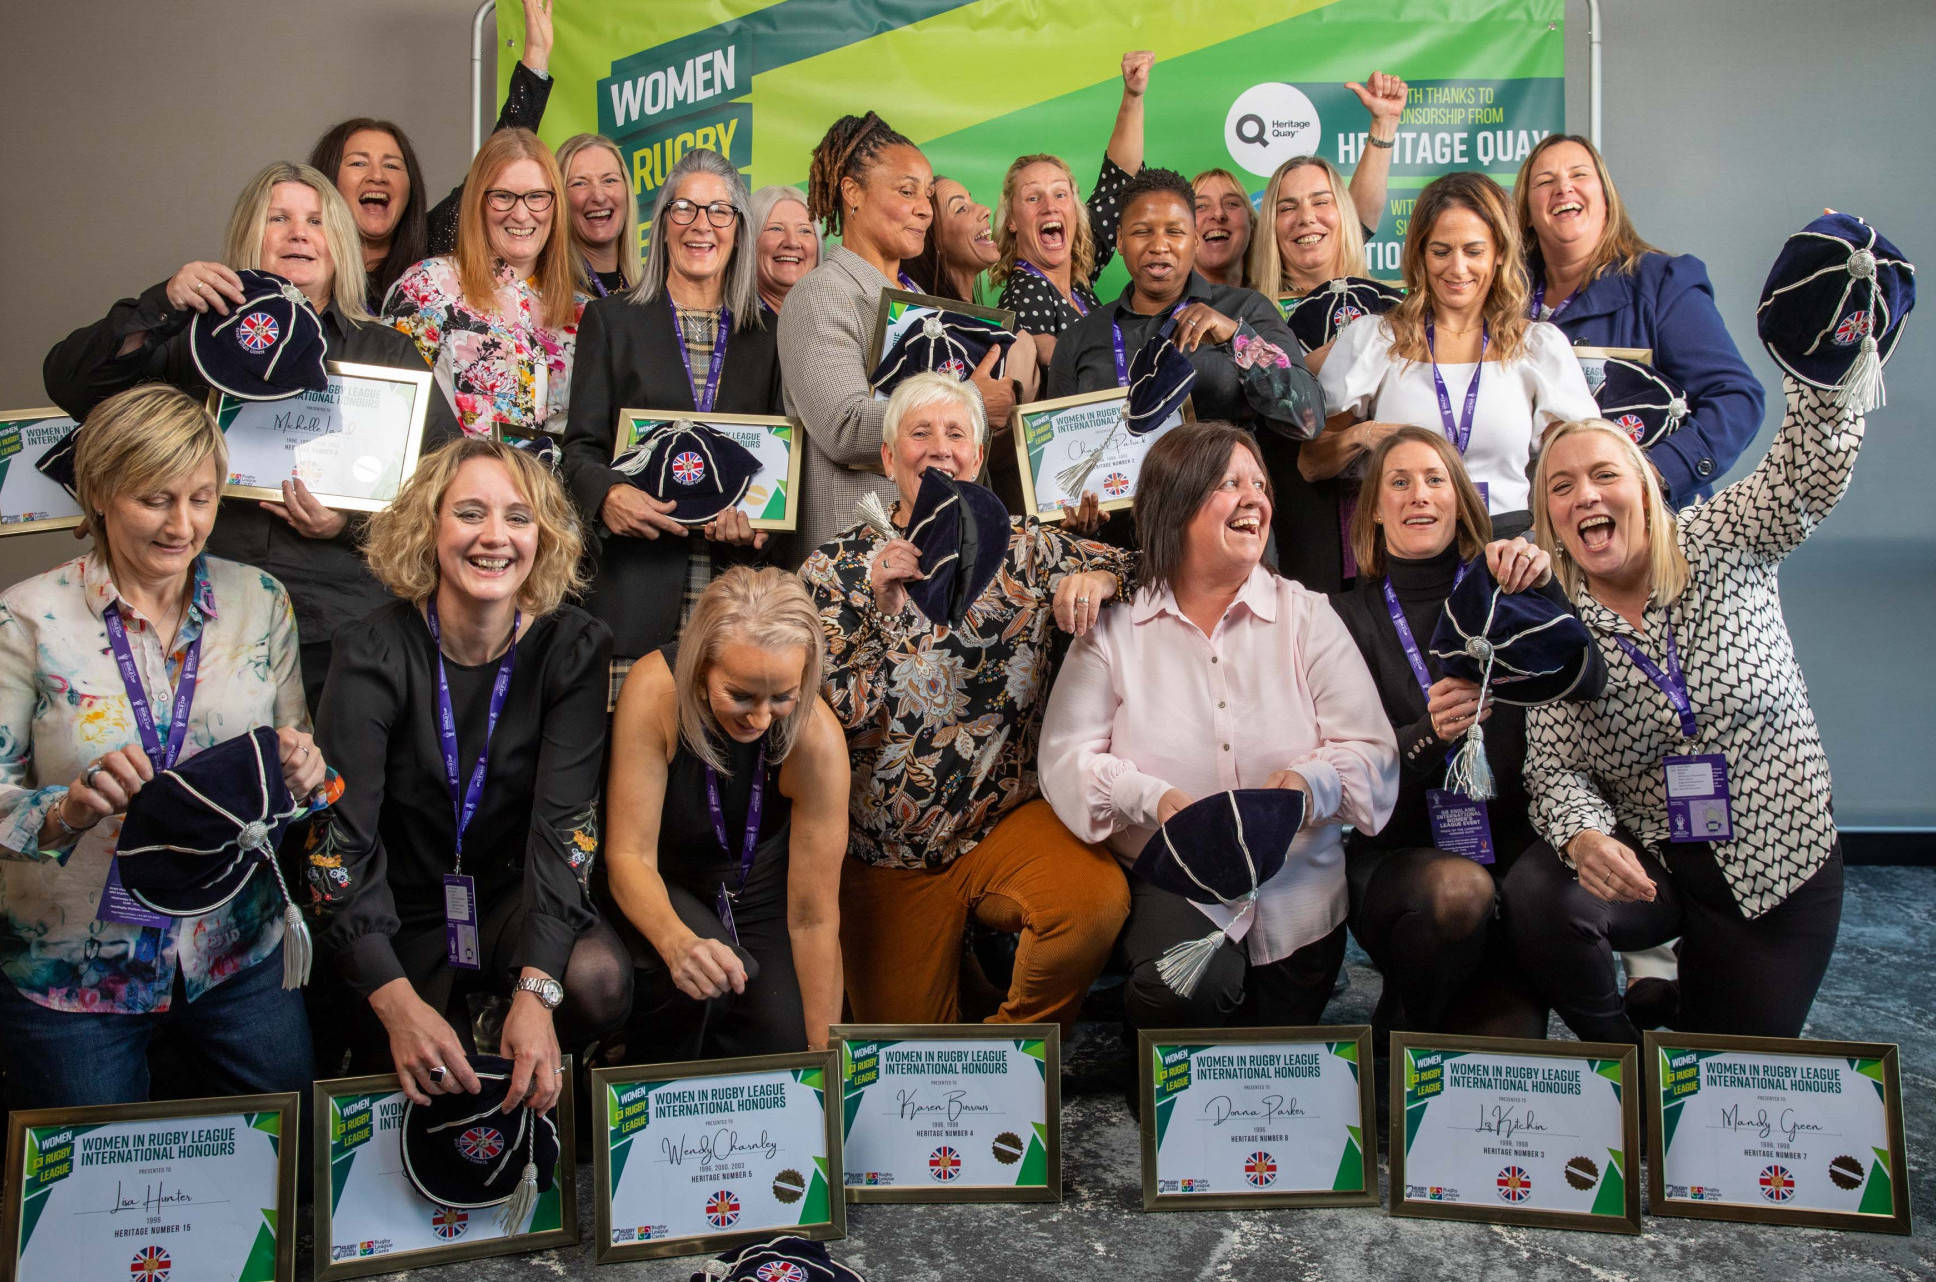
[605,568,847,1057]
[0,384,328,1108]
[43,161,459,708]
[751,184,819,315]
[1302,172,1597,535]
[1515,134,1763,505]
[1039,422,1398,1030]
[310,438,628,1110]
[564,148,779,683]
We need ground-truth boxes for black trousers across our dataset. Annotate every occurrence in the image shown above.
[1120,877,1347,1031]
[1503,833,1843,1047]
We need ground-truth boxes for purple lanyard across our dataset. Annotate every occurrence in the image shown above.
[1111,303,1186,386]
[103,603,201,771]
[1018,260,1089,317]
[669,300,731,413]
[1611,611,1698,738]
[896,271,921,292]
[585,259,625,299]
[1529,280,1573,321]
[426,599,519,869]
[1425,320,1487,455]
[1382,561,1473,699]
[706,743,766,896]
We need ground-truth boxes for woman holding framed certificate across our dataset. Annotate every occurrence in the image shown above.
[309,438,629,1110]
[604,568,848,1057]
[42,161,460,708]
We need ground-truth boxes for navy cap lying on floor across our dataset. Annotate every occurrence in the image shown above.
[402,1053,559,1233]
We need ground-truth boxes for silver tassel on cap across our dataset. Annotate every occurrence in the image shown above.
[854,491,899,540]
[1444,639,1498,802]
[264,856,312,988]
[497,1118,539,1234]
[1834,248,1885,414]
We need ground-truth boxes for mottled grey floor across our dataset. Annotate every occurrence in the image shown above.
[309,866,1933,1280]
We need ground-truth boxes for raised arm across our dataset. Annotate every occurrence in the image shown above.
[1106,51,1152,177]
[1681,378,1862,564]
[425,0,555,257]
[1343,72,1407,234]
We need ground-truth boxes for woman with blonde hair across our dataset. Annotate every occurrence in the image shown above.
[43,160,457,707]
[385,127,586,440]
[555,133,640,298]
[310,437,627,1112]
[604,567,848,1058]
[0,384,328,1107]
[1304,171,1596,534]
[750,183,818,314]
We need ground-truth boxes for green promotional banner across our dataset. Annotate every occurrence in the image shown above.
[502,0,1563,291]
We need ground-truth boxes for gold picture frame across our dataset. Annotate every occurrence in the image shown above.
[1012,385,1194,522]
[0,407,85,536]
[615,409,803,532]
[210,360,433,513]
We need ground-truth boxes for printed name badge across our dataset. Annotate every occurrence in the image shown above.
[444,873,480,969]
[1427,790,1495,865]
[1664,753,1733,843]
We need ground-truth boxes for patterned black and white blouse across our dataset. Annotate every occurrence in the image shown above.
[994,155,1132,336]
[1525,379,1860,918]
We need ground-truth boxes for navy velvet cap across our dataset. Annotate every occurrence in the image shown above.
[1283,276,1404,354]
[1756,213,1914,392]
[118,727,303,916]
[1123,318,1197,435]
[612,420,761,524]
[869,309,1017,397]
[188,269,329,401]
[1594,358,1689,448]
[33,425,80,500]
[902,466,1010,628]
[1132,789,1304,906]
[1429,562,1594,706]
[692,1236,869,1282]
[401,1054,560,1209]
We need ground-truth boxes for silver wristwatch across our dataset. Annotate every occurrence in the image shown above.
[516,976,564,1009]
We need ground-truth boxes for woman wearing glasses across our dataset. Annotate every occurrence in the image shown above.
[386,129,586,440]
[564,148,781,677]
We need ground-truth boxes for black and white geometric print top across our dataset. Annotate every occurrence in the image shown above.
[1525,378,1860,918]
[995,155,1133,336]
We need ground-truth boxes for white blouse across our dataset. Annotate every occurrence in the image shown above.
[1320,316,1597,514]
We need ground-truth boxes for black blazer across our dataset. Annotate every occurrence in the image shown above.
[562,293,783,657]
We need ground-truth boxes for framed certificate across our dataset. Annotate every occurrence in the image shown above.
[616,410,802,532]
[595,1052,844,1263]
[1137,1027,1377,1211]
[1012,387,1192,521]
[0,408,84,535]
[311,1067,578,1278]
[832,1024,1060,1204]
[1274,294,1301,322]
[1646,1032,1911,1234]
[1390,1033,1641,1234]
[869,288,1017,399]
[4,1092,299,1282]
[1571,345,1654,394]
[210,361,433,512]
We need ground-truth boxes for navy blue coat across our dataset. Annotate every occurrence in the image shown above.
[1542,252,1764,505]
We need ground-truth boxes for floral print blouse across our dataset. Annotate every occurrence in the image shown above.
[384,255,586,438]
[0,555,308,1014]
[801,516,1133,871]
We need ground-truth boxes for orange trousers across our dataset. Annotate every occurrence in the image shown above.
[839,800,1130,1029]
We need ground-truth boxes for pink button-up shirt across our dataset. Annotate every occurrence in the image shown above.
[1039,565,1398,963]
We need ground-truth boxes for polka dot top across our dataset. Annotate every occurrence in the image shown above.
[997,155,1133,336]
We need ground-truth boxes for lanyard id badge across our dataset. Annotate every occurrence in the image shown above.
[1665,753,1734,843]
[1427,789,1496,865]
[444,873,481,969]
[709,745,767,947]
[426,598,518,968]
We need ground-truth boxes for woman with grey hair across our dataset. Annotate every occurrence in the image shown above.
[563,148,781,677]
[749,184,818,314]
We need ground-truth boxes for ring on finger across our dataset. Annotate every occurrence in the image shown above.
[83,760,105,787]
[428,1065,447,1084]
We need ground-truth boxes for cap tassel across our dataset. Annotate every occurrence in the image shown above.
[1835,334,1884,414]
[264,856,311,989]
[1056,413,1123,497]
[854,491,899,541]
[1444,720,1496,802]
[497,1120,538,1234]
[1154,929,1226,999]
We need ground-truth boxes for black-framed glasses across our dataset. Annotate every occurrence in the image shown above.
[484,188,555,213]
[668,199,740,228]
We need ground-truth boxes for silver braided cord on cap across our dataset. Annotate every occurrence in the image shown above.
[1443,589,1501,801]
[1154,792,1264,998]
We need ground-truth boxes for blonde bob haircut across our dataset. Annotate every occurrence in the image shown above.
[223,161,372,321]
[1531,417,1691,607]
[1247,156,1368,294]
[554,133,642,292]
[454,128,578,330]
[1350,426,1492,579]
[1513,133,1660,291]
[880,370,987,452]
[364,437,587,617]
[990,154,1097,290]
[1385,171,1531,365]
[74,384,229,555]
[673,566,826,775]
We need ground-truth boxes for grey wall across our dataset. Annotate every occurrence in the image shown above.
[1,1,1928,825]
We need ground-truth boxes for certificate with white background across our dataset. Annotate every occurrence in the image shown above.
[213,361,431,512]
[0,409,84,535]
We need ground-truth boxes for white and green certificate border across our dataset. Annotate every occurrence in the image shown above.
[4,1091,299,1282]
[868,288,1018,402]
[617,409,803,532]
[1645,1031,1910,1235]
[832,1023,1060,1204]
[1012,386,1191,522]
[1137,1026,1377,1211]
[594,1051,843,1263]
[0,407,84,536]
[1390,1033,1640,1234]
[211,361,432,512]
[310,1066,578,1279]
